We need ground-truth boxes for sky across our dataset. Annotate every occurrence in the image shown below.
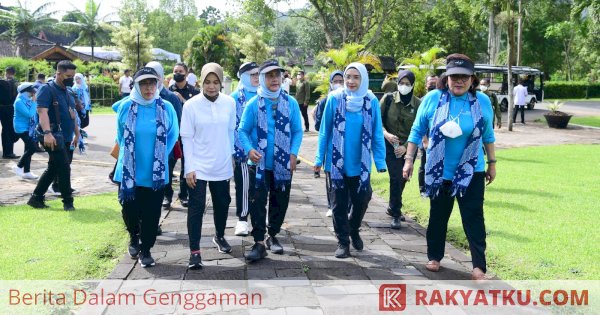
[1,0,308,19]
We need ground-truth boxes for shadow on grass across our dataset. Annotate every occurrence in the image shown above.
[485,200,534,212]
[498,156,547,164]
[486,229,531,243]
[487,187,557,198]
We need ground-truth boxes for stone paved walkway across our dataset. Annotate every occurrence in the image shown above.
[107,153,475,283]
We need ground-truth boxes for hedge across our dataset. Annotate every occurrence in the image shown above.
[89,82,120,107]
[544,81,600,99]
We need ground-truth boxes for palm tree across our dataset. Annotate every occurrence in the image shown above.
[314,43,382,95]
[400,47,446,97]
[0,1,57,57]
[59,0,116,61]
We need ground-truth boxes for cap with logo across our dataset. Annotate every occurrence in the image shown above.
[17,82,36,94]
[237,62,259,78]
[259,60,283,74]
[445,56,474,76]
[133,67,160,83]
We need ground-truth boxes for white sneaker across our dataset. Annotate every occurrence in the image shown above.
[234,221,249,236]
[47,187,61,196]
[326,209,333,217]
[13,165,24,177]
[22,172,38,180]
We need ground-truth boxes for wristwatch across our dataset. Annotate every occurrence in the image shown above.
[43,130,52,135]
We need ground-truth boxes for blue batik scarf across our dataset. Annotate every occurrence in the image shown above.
[256,93,292,191]
[424,90,484,198]
[330,89,373,192]
[234,88,248,162]
[119,89,167,202]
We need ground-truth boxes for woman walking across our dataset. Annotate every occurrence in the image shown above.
[12,83,39,180]
[314,62,387,258]
[113,67,179,268]
[403,54,496,280]
[181,63,237,269]
[230,61,259,237]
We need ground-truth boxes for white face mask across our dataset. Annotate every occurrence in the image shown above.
[398,84,413,95]
[332,83,342,90]
[479,85,488,92]
[439,118,463,139]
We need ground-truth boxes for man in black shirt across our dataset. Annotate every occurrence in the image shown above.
[1,66,19,159]
[28,61,80,211]
[168,62,199,207]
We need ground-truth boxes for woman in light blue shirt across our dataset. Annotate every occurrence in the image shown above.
[113,67,179,268]
[12,83,38,180]
[402,54,497,280]
[238,60,304,262]
[314,62,387,259]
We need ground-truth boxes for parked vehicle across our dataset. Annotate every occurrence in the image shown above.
[398,64,545,112]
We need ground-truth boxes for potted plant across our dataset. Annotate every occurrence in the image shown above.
[543,100,572,129]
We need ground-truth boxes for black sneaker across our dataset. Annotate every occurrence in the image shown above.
[27,195,49,209]
[188,253,203,269]
[63,202,75,211]
[180,197,189,208]
[245,243,267,262]
[314,171,320,178]
[157,226,162,236]
[2,153,20,159]
[139,250,155,268]
[335,244,350,258]
[128,235,141,259]
[350,233,364,251]
[391,217,401,230]
[265,235,283,254]
[213,236,232,253]
[162,199,171,209]
[386,208,406,222]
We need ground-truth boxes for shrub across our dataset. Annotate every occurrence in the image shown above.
[545,81,600,99]
[0,57,30,81]
[89,82,119,107]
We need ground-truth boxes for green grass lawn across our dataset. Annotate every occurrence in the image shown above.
[544,98,600,102]
[0,193,128,280]
[371,144,600,280]
[570,116,600,127]
[91,106,116,115]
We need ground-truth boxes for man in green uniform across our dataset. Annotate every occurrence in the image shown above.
[480,79,502,129]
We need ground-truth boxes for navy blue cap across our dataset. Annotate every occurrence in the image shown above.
[133,67,160,83]
[446,57,474,76]
[259,60,283,74]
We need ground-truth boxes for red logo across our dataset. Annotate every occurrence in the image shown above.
[379,284,406,311]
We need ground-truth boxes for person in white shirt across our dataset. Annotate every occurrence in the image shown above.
[281,71,292,94]
[513,79,528,124]
[180,63,237,269]
[186,69,198,87]
[118,69,133,98]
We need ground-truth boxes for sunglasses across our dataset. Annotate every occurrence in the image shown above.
[449,74,471,83]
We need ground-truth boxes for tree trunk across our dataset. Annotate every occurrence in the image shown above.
[507,3,515,132]
[488,9,496,64]
[517,0,522,66]
[308,0,334,48]
[91,36,95,62]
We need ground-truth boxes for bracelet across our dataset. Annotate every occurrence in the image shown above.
[486,159,497,164]
[404,155,415,160]
[43,130,52,135]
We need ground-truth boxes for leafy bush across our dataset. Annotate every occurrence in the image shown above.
[545,81,600,99]
[0,57,30,81]
[89,82,119,107]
